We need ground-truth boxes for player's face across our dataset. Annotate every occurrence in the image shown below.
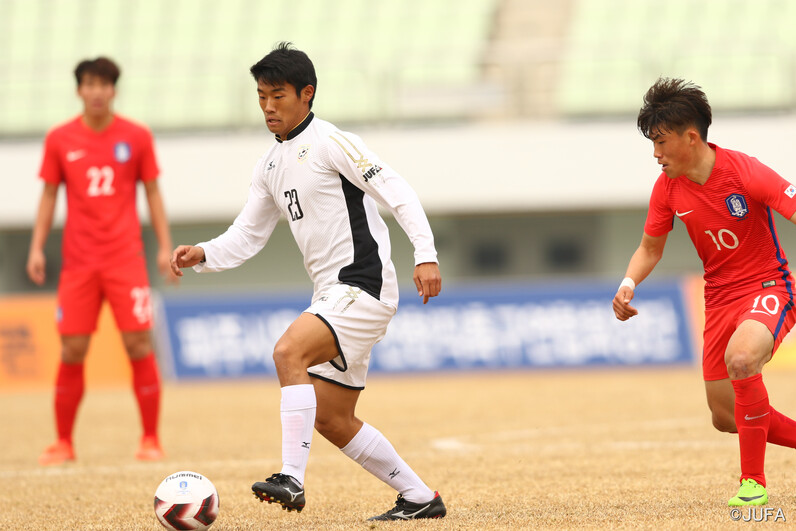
[651,128,695,179]
[77,74,115,120]
[257,80,313,138]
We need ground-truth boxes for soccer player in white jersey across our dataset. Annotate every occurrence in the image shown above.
[170,42,445,521]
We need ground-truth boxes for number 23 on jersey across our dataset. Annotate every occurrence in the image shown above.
[284,188,304,221]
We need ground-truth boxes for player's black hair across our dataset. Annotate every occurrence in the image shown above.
[74,57,121,86]
[637,77,712,141]
[250,42,317,109]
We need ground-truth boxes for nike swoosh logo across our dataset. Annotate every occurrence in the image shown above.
[744,412,771,421]
[66,150,86,162]
[739,494,765,501]
[392,504,431,519]
[675,210,694,217]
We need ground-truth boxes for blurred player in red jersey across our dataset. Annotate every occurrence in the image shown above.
[614,77,796,506]
[27,57,177,465]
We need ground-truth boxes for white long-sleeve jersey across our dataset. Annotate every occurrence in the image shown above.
[194,113,438,308]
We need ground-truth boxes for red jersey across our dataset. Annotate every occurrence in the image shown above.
[645,144,796,308]
[39,115,159,270]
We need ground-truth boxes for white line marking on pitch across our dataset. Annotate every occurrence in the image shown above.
[430,417,718,453]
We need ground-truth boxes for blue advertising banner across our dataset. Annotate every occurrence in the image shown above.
[158,279,695,380]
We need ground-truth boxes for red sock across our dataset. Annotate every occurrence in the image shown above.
[732,374,770,486]
[54,362,85,443]
[767,407,796,448]
[131,353,161,438]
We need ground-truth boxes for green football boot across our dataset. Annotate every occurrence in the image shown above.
[728,478,768,506]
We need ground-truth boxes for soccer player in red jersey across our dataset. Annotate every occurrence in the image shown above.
[613,77,796,506]
[27,57,177,465]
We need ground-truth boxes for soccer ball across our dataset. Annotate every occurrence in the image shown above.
[154,471,220,531]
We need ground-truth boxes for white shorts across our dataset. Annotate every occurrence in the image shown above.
[306,283,396,390]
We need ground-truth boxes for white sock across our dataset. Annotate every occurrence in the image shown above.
[340,422,434,503]
[279,384,316,486]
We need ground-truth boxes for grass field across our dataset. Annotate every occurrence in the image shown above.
[3,367,796,529]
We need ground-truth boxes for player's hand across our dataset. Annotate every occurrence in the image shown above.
[414,262,441,304]
[612,286,638,321]
[170,245,206,277]
[158,247,180,285]
[26,248,46,285]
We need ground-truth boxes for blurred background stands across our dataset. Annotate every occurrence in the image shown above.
[3,0,796,295]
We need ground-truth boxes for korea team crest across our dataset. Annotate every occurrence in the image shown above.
[114,142,131,163]
[725,194,748,219]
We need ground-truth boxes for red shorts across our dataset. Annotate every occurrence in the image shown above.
[702,285,796,381]
[57,257,152,335]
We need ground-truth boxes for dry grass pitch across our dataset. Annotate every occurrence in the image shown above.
[3,367,796,529]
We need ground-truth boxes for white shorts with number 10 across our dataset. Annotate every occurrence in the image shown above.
[306,283,397,390]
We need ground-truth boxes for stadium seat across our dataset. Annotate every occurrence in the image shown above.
[0,0,498,135]
[556,0,796,116]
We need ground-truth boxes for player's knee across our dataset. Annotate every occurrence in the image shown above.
[272,341,293,367]
[272,341,309,375]
[60,336,90,363]
[60,346,87,364]
[122,331,153,359]
[724,350,758,380]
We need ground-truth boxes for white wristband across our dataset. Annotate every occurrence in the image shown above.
[619,277,636,291]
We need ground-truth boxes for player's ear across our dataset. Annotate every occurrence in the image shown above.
[301,84,314,105]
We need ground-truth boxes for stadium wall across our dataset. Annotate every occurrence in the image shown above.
[3,114,796,227]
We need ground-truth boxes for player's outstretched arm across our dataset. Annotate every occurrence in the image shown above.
[414,262,441,304]
[612,232,668,321]
[170,245,206,277]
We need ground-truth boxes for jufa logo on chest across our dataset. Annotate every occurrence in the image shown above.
[725,194,748,219]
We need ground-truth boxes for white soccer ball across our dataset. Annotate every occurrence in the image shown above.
[154,471,220,531]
